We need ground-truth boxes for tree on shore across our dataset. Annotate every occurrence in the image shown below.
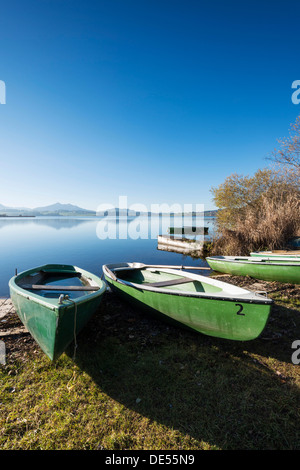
[210,116,300,255]
[211,168,286,230]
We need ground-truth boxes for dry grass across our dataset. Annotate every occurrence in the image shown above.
[213,191,300,255]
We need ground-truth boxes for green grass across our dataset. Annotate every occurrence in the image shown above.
[1,280,300,450]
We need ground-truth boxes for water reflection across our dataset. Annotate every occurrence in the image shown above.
[0,217,96,230]
[96,214,214,240]
[0,216,215,296]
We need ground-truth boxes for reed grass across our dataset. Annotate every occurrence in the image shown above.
[213,191,300,255]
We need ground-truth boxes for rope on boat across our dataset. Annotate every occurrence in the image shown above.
[59,295,78,360]
[72,300,78,361]
[65,295,78,361]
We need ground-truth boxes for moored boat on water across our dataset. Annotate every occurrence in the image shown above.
[9,264,106,360]
[207,256,300,284]
[103,262,273,341]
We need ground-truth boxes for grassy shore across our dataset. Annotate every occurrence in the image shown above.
[1,276,300,450]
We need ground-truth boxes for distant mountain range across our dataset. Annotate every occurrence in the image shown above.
[0,202,218,217]
[0,202,96,216]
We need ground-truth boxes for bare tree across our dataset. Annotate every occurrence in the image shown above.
[269,116,300,179]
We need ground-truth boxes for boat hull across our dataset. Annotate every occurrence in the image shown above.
[9,264,106,360]
[103,264,272,341]
[207,257,300,284]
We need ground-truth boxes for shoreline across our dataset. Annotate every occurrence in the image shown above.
[1,275,299,358]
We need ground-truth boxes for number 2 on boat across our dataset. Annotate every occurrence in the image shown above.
[235,304,245,316]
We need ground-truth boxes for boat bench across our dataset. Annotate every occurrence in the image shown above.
[143,277,193,288]
[39,270,82,277]
[20,284,100,291]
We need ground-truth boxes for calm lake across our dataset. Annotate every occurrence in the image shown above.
[0,215,215,297]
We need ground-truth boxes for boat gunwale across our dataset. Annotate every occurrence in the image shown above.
[207,256,300,267]
[250,251,300,258]
[102,264,273,305]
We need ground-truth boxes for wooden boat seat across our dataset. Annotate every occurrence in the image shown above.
[20,284,100,291]
[143,277,193,288]
[39,270,82,277]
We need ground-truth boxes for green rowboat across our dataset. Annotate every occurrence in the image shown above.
[9,264,106,360]
[207,256,300,284]
[250,251,300,258]
[103,262,273,341]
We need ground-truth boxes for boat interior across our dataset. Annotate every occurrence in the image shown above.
[17,268,99,299]
[114,267,223,294]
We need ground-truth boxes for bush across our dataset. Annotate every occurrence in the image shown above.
[212,190,300,255]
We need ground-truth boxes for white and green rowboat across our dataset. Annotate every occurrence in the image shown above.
[103,262,273,341]
[207,256,300,284]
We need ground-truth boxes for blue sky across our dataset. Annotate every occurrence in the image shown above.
[0,0,299,211]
